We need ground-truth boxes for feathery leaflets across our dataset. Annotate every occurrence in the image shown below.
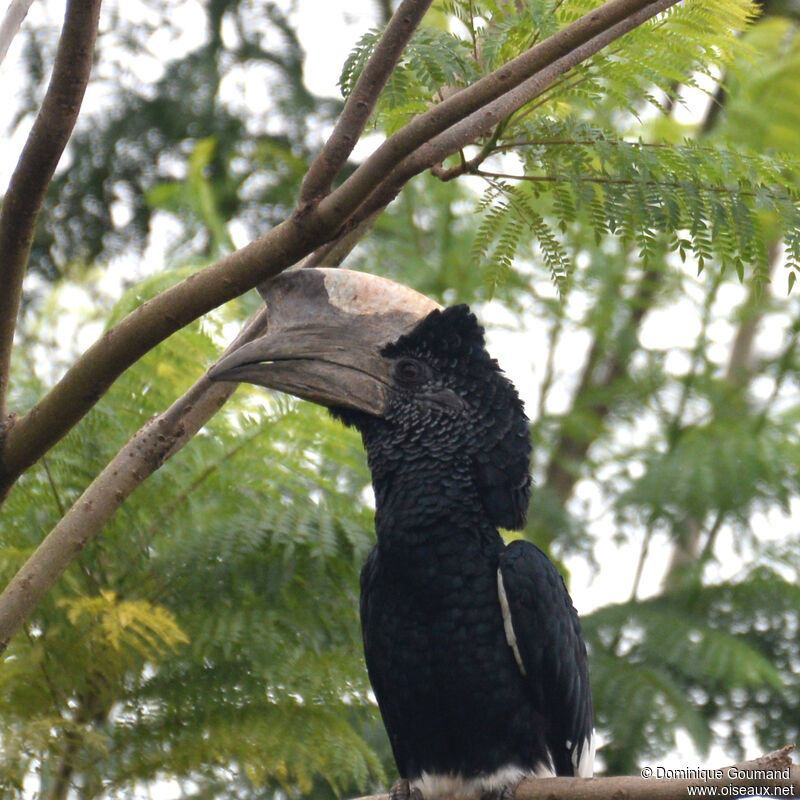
[0,278,384,796]
[343,0,800,293]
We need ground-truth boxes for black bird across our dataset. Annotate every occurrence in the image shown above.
[210,268,594,798]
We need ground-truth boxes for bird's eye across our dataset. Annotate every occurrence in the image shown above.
[395,358,426,386]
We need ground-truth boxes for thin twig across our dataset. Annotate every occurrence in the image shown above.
[697,509,726,565]
[491,137,676,151]
[41,457,66,517]
[471,169,773,200]
[629,525,654,601]
[431,121,507,181]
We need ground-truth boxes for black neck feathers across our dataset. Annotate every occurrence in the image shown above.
[334,304,532,535]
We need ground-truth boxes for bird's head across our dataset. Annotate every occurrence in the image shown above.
[209,268,531,530]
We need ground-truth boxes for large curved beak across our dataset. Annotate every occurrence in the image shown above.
[208,268,441,416]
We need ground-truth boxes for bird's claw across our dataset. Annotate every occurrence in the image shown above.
[390,779,423,800]
[480,778,522,800]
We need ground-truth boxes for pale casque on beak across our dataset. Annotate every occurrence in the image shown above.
[208,268,441,416]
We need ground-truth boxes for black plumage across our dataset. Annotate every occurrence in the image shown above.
[338,306,593,796]
[209,269,594,799]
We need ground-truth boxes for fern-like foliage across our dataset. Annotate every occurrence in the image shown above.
[472,121,800,289]
[458,0,799,291]
[59,590,188,660]
[545,0,757,118]
[0,277,387,799]
[584,570,800,772]
[339,29,382,99]
[342,0,800,291]
[472,177,571,291]
[616,411,800,534]
[340,25,478,133]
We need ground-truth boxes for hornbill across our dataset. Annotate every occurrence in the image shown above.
[210,268,594,798]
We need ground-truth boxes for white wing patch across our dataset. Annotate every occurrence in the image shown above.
[496,569,527,677]
[572,734,595,778]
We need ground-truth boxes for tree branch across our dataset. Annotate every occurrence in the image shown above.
[321,0,679,231]
[470,169,771,199]
[0,198,391,648]
[314,0,678,231]
[300,209,385,269]
[0,0,102,422]
[0,308,268,652]
[0,216,321,501]
[0,0,34,66]
[350,747,800,800]
[298,0,434,204]
[0,0,680,502]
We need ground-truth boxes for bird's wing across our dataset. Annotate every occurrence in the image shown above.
[497,539,594,777]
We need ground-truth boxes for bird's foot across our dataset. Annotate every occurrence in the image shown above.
[480,778,522,800]
[390,779,423,800]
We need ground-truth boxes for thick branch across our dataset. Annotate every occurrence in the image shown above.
[0,216,326,499]
[299,0,434,203]
[0,0,678,501]
[0,0,102,421]
[0,198,390,648]
[323,0,679,230]
[351,747,800,800]
[314,0,678,230]
[300,209,385,269]
[0,309,268,652]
